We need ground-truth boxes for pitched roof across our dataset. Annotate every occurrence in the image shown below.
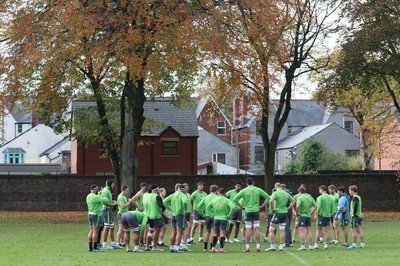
[281,100,325,127]
[39,136,70,157]
[277,123,332,149]
[72,98,198,137]
[2,147,26,153]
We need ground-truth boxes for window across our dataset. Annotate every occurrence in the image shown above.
[212,153,226,164]
[345,150,359,157]
[344,121,353,133]
[162,141,178,156]
[217,121,226,136]
[17,124,23,134]
[4,153,24,164]
[255,146,264,164]
[256,120,262,135]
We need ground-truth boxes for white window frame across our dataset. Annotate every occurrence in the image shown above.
[216,121,226,136]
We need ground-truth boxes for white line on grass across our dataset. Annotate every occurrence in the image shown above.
[285,251,311,266]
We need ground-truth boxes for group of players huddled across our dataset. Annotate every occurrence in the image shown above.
[86,177,365,253]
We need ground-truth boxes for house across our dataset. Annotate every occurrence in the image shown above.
[232,96,360,174]
[374,116,400,171]
[276,123,361,172]
[196,97,232,144]
[197,126,237,172]
[0,124,70,164]
[71,98,198,176]
[0,104,32,145]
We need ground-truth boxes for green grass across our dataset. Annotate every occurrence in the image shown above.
[0,212,399,266]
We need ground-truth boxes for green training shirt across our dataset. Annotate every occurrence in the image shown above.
[271,189,293,214]
[163,191,187,216]
[117,193,129,215]
[331,193,339,214]
[143,193,163,219]
[86,193,109,215]
[191,190,207,211]
[233,186,270,213]
[206,195,237,221]
[316,193,334,217]
[197,193,217,217]
[184,193,191,213]
[350,194,363,218]
[129,210,149,236]
[101,186,113,210]
[296,194,316,217]
[226,189,240,200]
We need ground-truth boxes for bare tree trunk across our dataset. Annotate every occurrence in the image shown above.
[359,128,372,170]
[120,73,146,194]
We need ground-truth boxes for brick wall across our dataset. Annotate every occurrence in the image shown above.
[0,173,398,211]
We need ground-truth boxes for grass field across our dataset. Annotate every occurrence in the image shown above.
[0,212,399,266]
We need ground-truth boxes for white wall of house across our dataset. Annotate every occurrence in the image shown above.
[1,111,31,145]
[0,124,69,164]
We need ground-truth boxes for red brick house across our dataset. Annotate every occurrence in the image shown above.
[71,98,198,176]
[196,98,232,144]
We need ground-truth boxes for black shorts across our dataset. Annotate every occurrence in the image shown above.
[297,217,311,227]
[163,217,169,225]
[213,219,228,231]
[317,216,331,227]
[88,214,103,227]
[205,216,214,229]
[117,213,123,224]
[148,218,164,229]
[102,208,114,226]
[172,214,186,229]
[231,209,242,222]
[331,214,338,223]
[245,211,260,222]
[271,213,288,224]
[339,219,348,226]
[121,212,139,227]
[185,213,191,224]
[267,214,273,223]
[351,216,362,228]
[194,210,205,222]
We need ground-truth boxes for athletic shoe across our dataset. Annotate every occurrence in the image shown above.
[226,239,234,244]
[210,248,216,253]
[279,247,284,251]
[152,247,164,252]
[159,243,168,247]
[311,245,319,250]
[341,243,349,248]
[289,244,294,247]
[250,238,255,243]
[297,247,306,251]
[203,249,207,252]
[119,243,126,247]
[114,244,123,249]
[181,246,191,252]
[347,244,357,249]
[332,240,339,245]
[265,247,275,252]
[127,249,133,252]
[175,248,184,253]
[133,248,143,252]
[170,249,176,253]
[233,238,240,243]
[241,239,245,243]
[144,246,152,251]
[243,248,250,252]
[111,244,118,249]
[292,240,296,243]
[256,248,261,252]
[199,239,204,243]
[92,249,103,253]
[218,249,225,253]
[359,244,366,248]
[102,244,110,250]
[324,244,329,250]
[187,239,194,244]
[262,238,268,243]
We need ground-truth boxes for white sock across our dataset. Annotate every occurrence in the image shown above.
[256,243,260,249]
[271,244,275,249]
[246,244,250,249]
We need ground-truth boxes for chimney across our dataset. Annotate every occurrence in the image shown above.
[233,96,241,126]
[240,95,249,126]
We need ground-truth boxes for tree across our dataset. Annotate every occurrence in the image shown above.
[0,1,197,193]
[337,0,400,113]
[195,0,343,191]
